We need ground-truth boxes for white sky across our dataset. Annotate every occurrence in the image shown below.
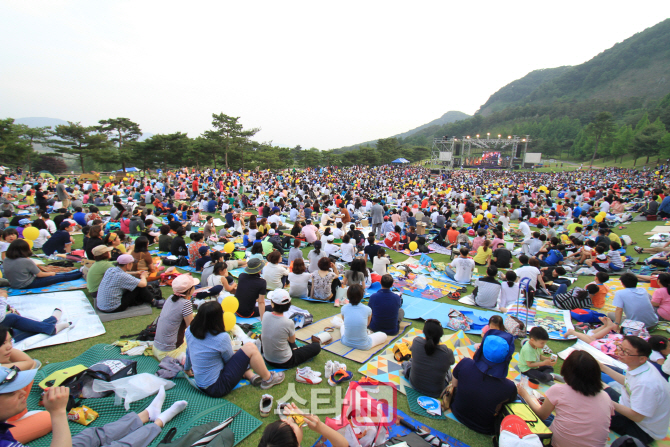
[2,1,669,149]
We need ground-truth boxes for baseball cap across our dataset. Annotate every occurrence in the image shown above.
[0,366,37,394]
[473,330,514,379]
[198,246,210,255]
[171,274,199,296]
[327,235,334,241]
[269,229,275,235]
[305,219,312,224]
[116,254,135,265]
[19,219,31,226]
[91,245,113,257]
[269,289,291,305]
[59,221,74,230]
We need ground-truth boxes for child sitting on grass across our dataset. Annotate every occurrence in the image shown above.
[519,327,563,384]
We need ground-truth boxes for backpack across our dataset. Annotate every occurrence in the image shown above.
[504,315,526,337]
[121,316,160,341]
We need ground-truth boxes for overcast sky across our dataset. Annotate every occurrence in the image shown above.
[2,2,669,149]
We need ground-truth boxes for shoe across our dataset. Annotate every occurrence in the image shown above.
[249,373,263,386]
[334,361,347,373]
[328,369,353,387]
[325,360,335,380]
[298,366,321,377]
[260,394,273,417]
[551,373,565,383]
[634,246,643,254]
[260,371,285,390]
[296,368,322,384]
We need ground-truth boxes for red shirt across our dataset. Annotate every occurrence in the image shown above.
[384,232,400,248]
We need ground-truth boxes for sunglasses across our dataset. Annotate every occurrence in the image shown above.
[620,348,644,357]
[0,366,19,387]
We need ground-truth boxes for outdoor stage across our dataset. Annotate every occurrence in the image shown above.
[430,134,540,169]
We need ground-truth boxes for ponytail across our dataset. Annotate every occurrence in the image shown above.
[505,270,517,288]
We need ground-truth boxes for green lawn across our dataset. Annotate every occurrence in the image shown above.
[25,207,669,447]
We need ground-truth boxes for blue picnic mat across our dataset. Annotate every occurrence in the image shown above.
[401,295,503,334]
[6,278,87,296]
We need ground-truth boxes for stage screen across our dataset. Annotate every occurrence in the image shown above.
[524,152,542,164]
[439,152,452,161]
[480,151,501,167]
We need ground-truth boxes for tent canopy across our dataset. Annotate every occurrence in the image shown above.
[117,167,139,172]
[391,158,410,164]
[37,170,56,179]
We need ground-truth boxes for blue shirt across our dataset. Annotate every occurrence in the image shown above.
[544,249,563,266]
[573,206,582,218]
[341,303,373,350]
[207,200,217,213]
[243,234,251,247]
[368,289,402,334]
[659,196,670,214]
[0,422,23,447]
[185,329,234,389]
[73,212,87,226]
[612,288,659,328]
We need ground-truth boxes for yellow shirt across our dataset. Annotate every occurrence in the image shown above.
[609,232,621,246]
[473,246,492,264]
[26,196,35,205]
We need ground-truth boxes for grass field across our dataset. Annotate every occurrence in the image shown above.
[24,206,669,447]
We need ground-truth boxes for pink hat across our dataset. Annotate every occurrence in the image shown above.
[116,254,135,265]
[172,274,199,295]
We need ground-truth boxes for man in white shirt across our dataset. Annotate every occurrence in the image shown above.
[514,255,548,293]
[600,336,670,444]
[430,210,439,224]
[444,247,475,283]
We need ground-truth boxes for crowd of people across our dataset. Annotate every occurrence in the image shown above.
[0,162,670,447]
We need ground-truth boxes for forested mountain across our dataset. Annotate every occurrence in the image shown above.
[478,19,670,115]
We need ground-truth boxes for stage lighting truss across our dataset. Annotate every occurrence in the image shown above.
[430,135,531,170]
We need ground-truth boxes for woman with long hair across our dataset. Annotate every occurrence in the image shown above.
[184,301,284,397]
[402,319,455,397]
[129,236,157,273]
[4,240,82,289]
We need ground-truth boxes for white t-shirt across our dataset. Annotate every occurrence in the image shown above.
[449,257,475,283]
[515,265,542,290]
[599,201,610,213]
[619,362,670,440]
[519,221,532,238]
[288,272,311,298]
[498,281,521,309]
[372,256,390,275]
[340,243,355,263]
[33,229,51,249]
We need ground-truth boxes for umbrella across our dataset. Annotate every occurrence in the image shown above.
[391,158,410,164]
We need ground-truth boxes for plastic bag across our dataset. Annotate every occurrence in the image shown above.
[92,373,175,410]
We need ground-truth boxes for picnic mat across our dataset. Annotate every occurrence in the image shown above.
[358,329,524,394]
[604,278,657,314]
[312,408,470,447]
[25,345,262,447]
[295,317,411,363]
[505,299,576,340]
[9,290,106,351]
[401,295,502,334]
[6,278,87,296]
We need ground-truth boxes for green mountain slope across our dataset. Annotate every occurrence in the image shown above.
[478,18,670,115]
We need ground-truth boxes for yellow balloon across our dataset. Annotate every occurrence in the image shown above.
[486,213,492,219]
[595,216,603,222]
[221,295,239,313]
[109,176,114,180]
[25,239,33,249]
[656,171,660,175]
[409,241,418,251]
[123,177,128,181]
[223,312,236,332]
[482,203,488,210]
[224,242,235,253]
[23,227,39,241]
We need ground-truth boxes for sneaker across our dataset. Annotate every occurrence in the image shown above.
[298,366,321,377]
[296,368,322,385]
[249,373,263,387]
[260,394,273,417]
[328,369,353,387]
[551,373,565,383]
[260,371,285,390]
[325,360,335,379]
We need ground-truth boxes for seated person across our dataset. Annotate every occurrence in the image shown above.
[95,254,154,313]
[402,319,455,398]
[310,257,339,301]
[259,403,347,447]
[490,242,512,269]
[333,285,387,351]
[368,274,404,335]
[0,368,188,447]
[444,247,475,283]
[599,336,670,445]
[153,274,198,361]
[0,295,70,344]
[157,225,173,252]
[206,262,237,295]
[4,239,82,290]
[261,290,321,371]
[195,246,210,272]
[40,221,75,256]
[519,327,560,384]
[0,326,40,370]
[185,301,284,397]
[128,236,157,274]
[472,266,501,309]
[609,273,658,329]
[170,227,188,257]
[450,328,516,435]
[235,258,272,319]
